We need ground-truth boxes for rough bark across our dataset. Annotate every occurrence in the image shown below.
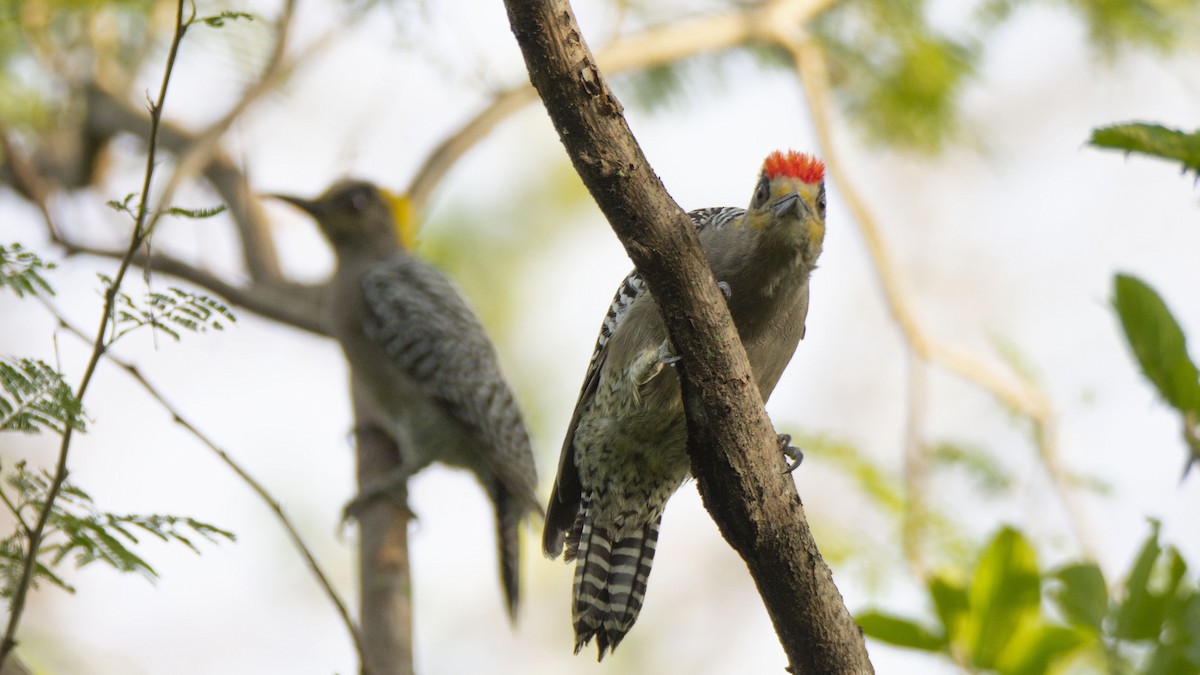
[502,1,873,672]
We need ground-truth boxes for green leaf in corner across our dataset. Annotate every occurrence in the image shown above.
[1090,123,1200,177]
[964,527,1042,668]
[856,610,947,652]
[1114,520,1190,642]
[929,573,970,646]
[995,622,1091,675]
[1051,562,1109,632]
[1113,274,1200,418]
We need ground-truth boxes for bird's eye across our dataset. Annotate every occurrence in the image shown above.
[338,186,372,214]
[817,190,827,216]
[751,176,771,209]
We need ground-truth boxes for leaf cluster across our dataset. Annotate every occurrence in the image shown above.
[0,243,55,299]
[0,357,85,435]
[0,461,235,597]
[859,524,1200,674]
[99,274,237,343]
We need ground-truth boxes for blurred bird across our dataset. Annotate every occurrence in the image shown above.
[273,179,540,619]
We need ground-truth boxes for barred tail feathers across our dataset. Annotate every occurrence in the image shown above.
[493,485,523,621]
[570,501,662,660]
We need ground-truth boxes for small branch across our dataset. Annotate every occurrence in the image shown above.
[901,351,929,578]
[56,240,328,336]
[408,0,837,214]
[0,121,60,241]
[44,306,369,673]
[138,0,302,273]
[0,490,30,539]
[502,1,871,671]
[0,1,190,666]
[785,36,1101,565]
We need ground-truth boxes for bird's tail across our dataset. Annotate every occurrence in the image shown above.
[493,486,524,621]
[567,497,661,660]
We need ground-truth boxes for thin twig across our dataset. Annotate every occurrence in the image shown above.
[0,490,30,539]
[0,1,190,666]
[783,35,1102,566]
[43,305,369,674]
[143,0,381,249]
[902,351,929,578]
[56,240,329,336]
[0,121,59,241]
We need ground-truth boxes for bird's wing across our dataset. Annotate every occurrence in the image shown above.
[361,256,540,514]
[542,206,745,557]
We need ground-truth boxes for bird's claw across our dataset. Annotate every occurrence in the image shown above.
[340,471,416,526]
[657,341,681,366]
[778,433,804,473]
[717,281,732,300]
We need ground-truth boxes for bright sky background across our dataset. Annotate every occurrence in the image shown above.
[2,0,1199,673]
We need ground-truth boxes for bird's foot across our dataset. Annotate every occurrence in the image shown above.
[778,433,804,473]
[717,281,732,300]
[657,341,681,366]
[341,469,416,525]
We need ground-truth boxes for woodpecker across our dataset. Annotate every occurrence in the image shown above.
[274,179,540,619]
[543,150,826,658]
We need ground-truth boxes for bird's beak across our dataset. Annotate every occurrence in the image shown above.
[266,193,323,219]
[771,192,809,219]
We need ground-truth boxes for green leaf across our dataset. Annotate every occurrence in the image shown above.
[929,573,970,646]
[1116,520,1171,641]
[1113,274,1200,417]
[1091,123,1200,177]
[196,10,255,28]
[162,204,227,219]
[856,609,947,652]
[995,622,1091,675]
[1178,591,1200,666]
[1052,562,1109,632]
[965,526,1042,668]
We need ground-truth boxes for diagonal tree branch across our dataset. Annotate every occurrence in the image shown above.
[502,1,871,672]
[55,240,328,336]
[407,0,838,214]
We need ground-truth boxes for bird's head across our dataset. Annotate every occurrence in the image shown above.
[271,179,418,254]
[742,150,826,256]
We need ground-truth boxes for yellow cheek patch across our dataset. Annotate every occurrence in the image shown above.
[807,220,826,248]
[382,190,419,250]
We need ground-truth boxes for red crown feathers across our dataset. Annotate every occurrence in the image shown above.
[763,150,824,184]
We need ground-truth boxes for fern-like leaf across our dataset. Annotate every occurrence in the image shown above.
[0,462,235,596]
[0,357,86,434]
[98,275,237,343]
[0,243,56,298]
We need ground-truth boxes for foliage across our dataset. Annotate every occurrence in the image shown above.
[813,0,977,153]
[1090,123,1200,178]
[0,461,235,597]
[0,243,55,299]
[0,357,86,434]
[98,274,237,343]
[1112,274,1200,476]
[858,524,1200,674]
